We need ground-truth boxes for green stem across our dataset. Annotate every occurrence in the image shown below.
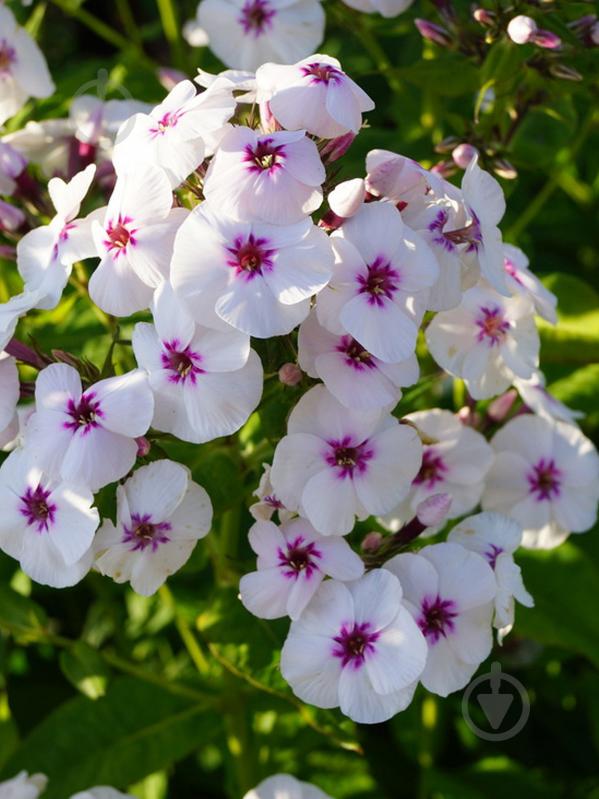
[223,678,257,795]
[155,0,186,71]
[115,0,142,46]
[159,585,211,675]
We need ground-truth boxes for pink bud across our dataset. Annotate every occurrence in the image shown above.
[487,389,517,422]
[278,363,302,386]
[157,67,188,91]
[473,8,495,27]
[430,160,456,178]
[531,28,562,50]
[416,493,452,528]
[259,100,280,134]
[507,15,537,44]
[135,436,151,457]
[0,200,25,232]
[361,531,383,553]
[318,210,344,232]
[415,18,452,47]
[328,178,365,219]
[457,405,481,428]
[492,158,518,179]
[0,244,16,260]
[452,143,478,169]
[320,132,355,164]
[0,142,26,182]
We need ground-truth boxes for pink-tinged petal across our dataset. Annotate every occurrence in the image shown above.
[349,569,403,630]
[318,537,364,581]
[61,428,138,492]
[262,227,333,305]
[301,467,358,536]
[340,202,405,265]
[35,363,81,411]
[240,568,291,619]
[132,322,164,374]
[248,520,287,567]
[384,552,439,608]
[271,433,328,511]
[22,410,73,477]
[92,370,154,437]
[462,155,505,227]
[123,460,188,522]
[340,293,418,364]
[294,578,355,638]
[325,80,363,134]
[281,135,326,186]
[286,383,380,442]
[286,570,324,620]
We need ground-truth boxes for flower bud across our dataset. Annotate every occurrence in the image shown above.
[531,28,562,50]
[430,159,457,178]
[548,63,583,81]
[259,100,279,134]
[492,158,518,180]
[473,8,495,27]
[0,244,16,260]
[182,18,209,47]
[328,178,365,219]
[320,132,355,164]
[434,135,460,154]
[318,210,345,232]
[487,389,517,422]
[507,15,537,44]
[157,67,188,91]
[415,18,452,47]
[135,436,151,457]
[416,493,452,527]
[457,405,481,427]
[451,143,478,169]
[278,363,303,386]
[361,531,383,553]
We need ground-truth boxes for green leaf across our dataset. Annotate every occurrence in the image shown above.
[548,364,599,418]
[59,642,110,700]
[0,677,219,797]
[0,586,48,643]
[538,273,599,363]
[396,55,479,97]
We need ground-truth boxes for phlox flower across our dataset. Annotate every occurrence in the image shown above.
[113,78,237,188]
[315,201,438,363]
[25,364,154,492]
[365,149,441,215]
[502,243,557,324]
[382,408,494,529]
[298,310,419,410]
[195,0,325,71]
[340,0,414,18]
[449,511,533,642]
[483,415,599,549]
[69,790,135,799]
[94,460,212,596]
[385,542,496,697]
[203,126,325,225]
[17,164,97,309]
[240,516,364,620]
[281,569,427,723]
[0,352,19,434]
[89,166,185,316]
[0,288,46,351]
[171,202,333,337]
[0,141,26,195]
[426,284,539,399]
[270,384,422,535]
[249,462,293,522]
[0,448,98,587]
[0,772,47,799]
[256,55,374,139]
[132,282,262,443]
[513,370,583,426]
[244,774,332,799]
[0,5,55,125]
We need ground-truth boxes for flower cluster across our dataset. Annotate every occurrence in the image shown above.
[0,772,133,799]
[1,26,598,731]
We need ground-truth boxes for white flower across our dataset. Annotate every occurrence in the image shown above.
[25,363,154,492]
[482,415,599,549]
[449,511,533,642]
[0,772,47,799]
[0,288,45,351]
[327,178,365,219]
[340,0,414,18]
[203,126,325,225]
[281,569,427,723]
[89,166,185,316]
[298,310,418,410]
[270,384,422,535]
[365,149,440,212]
[243,774,331,799]
[171,202,333,337]
[426,284,539,399]
[382,408,494,529]
[240,516,364,620]
[113,79,236,188]
[132,282,262,443]
[385,542,496,697]
[196,0,325,71]
[0,5,54,125]
[514,370,583,426]
[502,243,557,324]
[315,201,438,363]
[69,789,135,799]
[507,15,537,44]
[0,405,34,452]
[249,462,293,521]
[94,460,212,596]
[256,55,373,138]
[0,141,26,195]
[0,352,19,434]
[16,164,97,310]
[0,448,98,587]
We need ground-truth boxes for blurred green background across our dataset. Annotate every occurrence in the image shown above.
[1,1,598,797]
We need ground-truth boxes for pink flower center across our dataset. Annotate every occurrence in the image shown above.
[244,138,286,173]
[150,110,183,136]
[485,544,503,569]
[226,233,276,280]
[161,340,205,384]
[301,62,343,84]
[527,457,561,501]
[357,256,400,306]
[337,336,376,371]
[418,595,458,643]
[277,535,322,579]
[476,306,510,346]
[239,0,276,35]
[333,622,379,669]
[413,449,448,488]
[123,512,172,552]
[443,210,483,253]
[104,214,137,257]
[326,435,374,478]
[0,40,16,74]
[19,484,57,533]
[64,392,103,434]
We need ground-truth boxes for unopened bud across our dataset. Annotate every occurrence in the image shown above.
[531,28,562,49]
[434,135,460,154]
[457,405,481,427]
[507,15,537,44]
[430,159,457,178]
[320,132,355,164]
[452,143,478,169]
[548,63,583,81]
[136,436,151,457]
[318,210,344,232]
[492,158,518,180]
[416,493,452,528]
[328,178,365,219]
[0,244,16,260]
[361,531,383,553]
[487,389,517,422]
[157,67,188,91]
[259,100,280,134]
[414,19,452,47]
[473,8,495,27]
[278,363,302,386]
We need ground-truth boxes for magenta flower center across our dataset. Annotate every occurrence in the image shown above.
[150,110,183,136]
[161,340,204,384]
[418,595,458,643]
[326,435,374,478]
[333,622,379,669]
[64,392,103,434]
[104,214,136,257]
[476,306,510,346]
[413,448,448,488]
[337,336,376,371]
[244,138,286,173]
[485,543,504,569]
[0,40,16,74]
[277,535,322,579]
[122,512,172,552]
[301,62,342,84]
[527,457,561,501]
[357,256,400,306]
[226,233,276,280]
[239,0,276,35]
[19,484,57,533]
[444,210,483,253]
